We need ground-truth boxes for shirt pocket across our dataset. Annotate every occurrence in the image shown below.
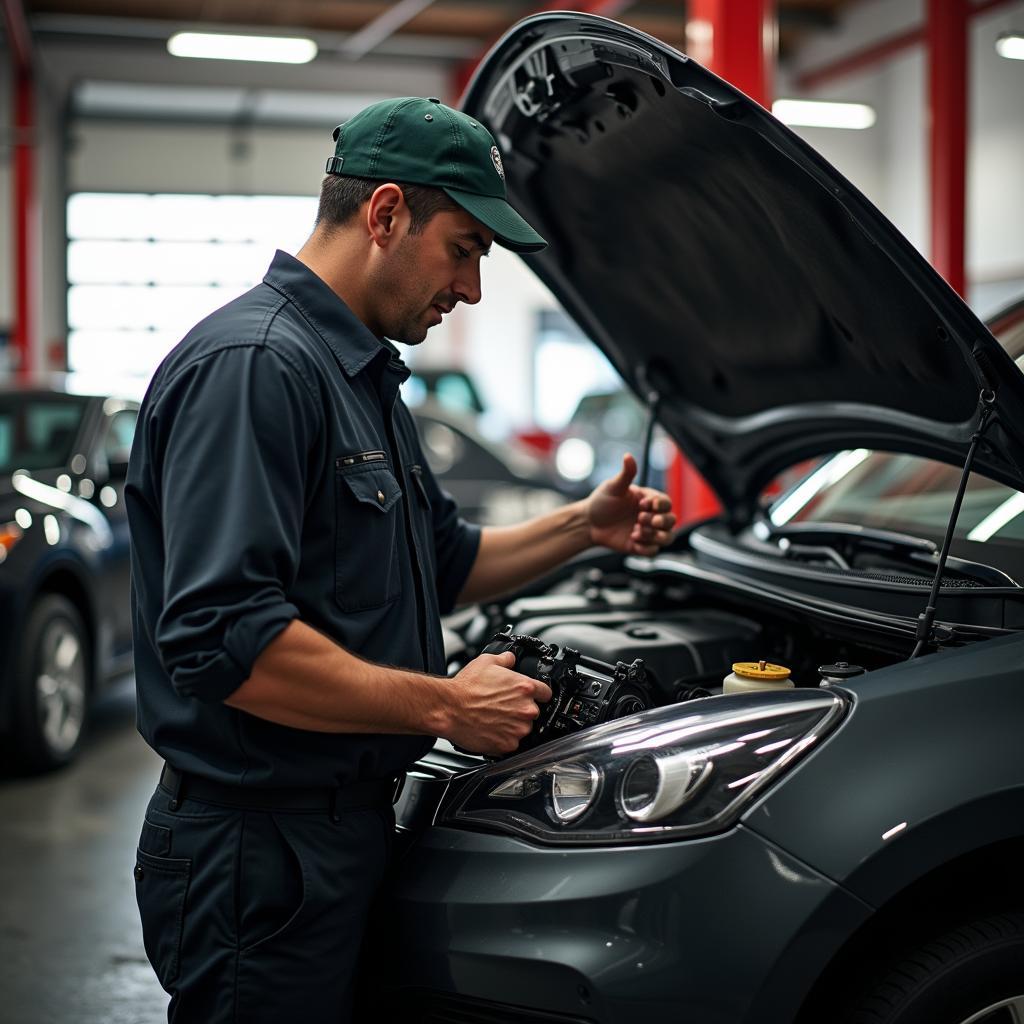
[335,455,403,612]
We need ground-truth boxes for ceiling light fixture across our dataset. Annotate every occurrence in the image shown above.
[995,32,1024,60]
[167,32,318,64]
[772,98,876,130]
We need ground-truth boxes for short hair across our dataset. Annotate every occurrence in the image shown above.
[315,175,461,235]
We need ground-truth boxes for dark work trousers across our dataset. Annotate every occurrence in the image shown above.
[134,784,395,1024]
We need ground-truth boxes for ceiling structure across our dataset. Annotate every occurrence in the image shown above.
[7,1,862,129]
[23,0,858,64]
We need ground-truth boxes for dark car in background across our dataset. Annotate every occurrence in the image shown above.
[414,401,570,525]
[367,13,1024,1024]
[0,382,137,770]
[403,368,487,418]
[552,387,673,494]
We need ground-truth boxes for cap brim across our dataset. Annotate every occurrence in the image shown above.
[443,187,547,254]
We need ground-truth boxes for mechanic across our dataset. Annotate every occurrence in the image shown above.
[126,97,677,1024]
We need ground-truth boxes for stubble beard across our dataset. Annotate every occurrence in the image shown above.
[369,235,433,346]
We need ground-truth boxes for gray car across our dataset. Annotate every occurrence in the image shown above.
[366,14,1024,1024]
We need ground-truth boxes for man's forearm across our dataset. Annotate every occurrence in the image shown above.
[458,499,593,605]
[223,618,552,755]
[225,619,452,735]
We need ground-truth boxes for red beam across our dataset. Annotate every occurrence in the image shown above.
[797,24,921,91]
[928,0,968,298]
[797,0,1016,91]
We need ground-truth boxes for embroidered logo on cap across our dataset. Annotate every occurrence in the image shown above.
[490,145,505,182]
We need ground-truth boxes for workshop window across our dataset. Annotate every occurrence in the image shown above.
[66,192,318,380]
[533,310,619,431]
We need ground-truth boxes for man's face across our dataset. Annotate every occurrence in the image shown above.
[369,205,494,345]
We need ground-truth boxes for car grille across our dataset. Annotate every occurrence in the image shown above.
[383,991,598,1024]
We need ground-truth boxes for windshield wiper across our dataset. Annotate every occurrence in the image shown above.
[767,521,937,558]
[763,514,1016,589]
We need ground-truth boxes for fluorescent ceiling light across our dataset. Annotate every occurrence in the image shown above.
[769,449,871,527]
[167,32,317,64]
[996,33,1024,60]
[772,99,876,130]
[967,491,1024,542]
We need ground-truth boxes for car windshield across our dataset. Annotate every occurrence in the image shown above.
[0,394,89,473]
[769,450,1023,544]
[767,301,1024,579]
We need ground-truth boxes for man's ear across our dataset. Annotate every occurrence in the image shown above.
[366,183,407,248]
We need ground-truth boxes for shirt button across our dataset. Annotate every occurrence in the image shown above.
[377,490,385,504]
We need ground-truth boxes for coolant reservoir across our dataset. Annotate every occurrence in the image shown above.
[724,660,795,694]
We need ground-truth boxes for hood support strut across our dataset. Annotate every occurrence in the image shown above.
[910,389,997,659]
[636,363,661,490]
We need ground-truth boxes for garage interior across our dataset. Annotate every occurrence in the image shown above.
[2,1,1024,1022]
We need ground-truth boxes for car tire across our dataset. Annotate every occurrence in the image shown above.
[9,594,91,771]
[843,912,1024,1024]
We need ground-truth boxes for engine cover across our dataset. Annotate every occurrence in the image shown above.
[527,612,761,698]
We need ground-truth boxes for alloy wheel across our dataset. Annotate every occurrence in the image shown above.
[959,996,1024,1024]
[35,617,87,756]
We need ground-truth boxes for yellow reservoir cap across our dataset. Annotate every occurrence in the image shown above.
[731,660,791,682]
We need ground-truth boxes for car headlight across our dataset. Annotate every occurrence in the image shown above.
[438,689,847,845]
[0,520,24,563]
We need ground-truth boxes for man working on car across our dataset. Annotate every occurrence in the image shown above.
[126,97,677,1024]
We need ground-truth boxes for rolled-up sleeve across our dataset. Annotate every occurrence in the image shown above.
[145,343,319,702]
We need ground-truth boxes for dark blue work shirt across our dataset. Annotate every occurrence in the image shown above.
[126,250,481,787]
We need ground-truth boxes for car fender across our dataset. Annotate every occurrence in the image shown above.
[741,631,1024,907]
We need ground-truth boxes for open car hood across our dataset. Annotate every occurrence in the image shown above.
[462,13,1024,524]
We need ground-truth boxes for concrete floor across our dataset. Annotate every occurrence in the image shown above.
[0,678,169,1024]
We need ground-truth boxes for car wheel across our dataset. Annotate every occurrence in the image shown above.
[10,594,91,771]
[844,912,1024,1024]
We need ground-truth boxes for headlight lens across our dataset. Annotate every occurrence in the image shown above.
[439,689,847,845]
[550,760,600,822]
[618,751,712,822]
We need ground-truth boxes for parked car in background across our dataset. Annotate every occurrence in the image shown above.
[413,401,570,525]
[403,367,487,418]
[366,12,1024,1024]
[0,380,137,770]
[553,387,674,494]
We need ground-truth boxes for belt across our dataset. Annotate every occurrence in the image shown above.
[159,763,404,820]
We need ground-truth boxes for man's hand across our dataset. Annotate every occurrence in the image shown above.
[442,651,552,755]
[587,453,677,557]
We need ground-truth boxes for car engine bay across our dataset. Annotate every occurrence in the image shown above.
[446,557,913,715]
[386,523,1022,844]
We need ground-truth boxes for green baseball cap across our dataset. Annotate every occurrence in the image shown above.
[325,96,547,254]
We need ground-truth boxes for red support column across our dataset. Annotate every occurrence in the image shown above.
[4,0,36,378]
[927,0,968,298]
[661,0,775,523]
[685,0,775,107]
[13,67,36,378]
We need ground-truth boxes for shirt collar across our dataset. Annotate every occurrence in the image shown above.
[263,250,403,379]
